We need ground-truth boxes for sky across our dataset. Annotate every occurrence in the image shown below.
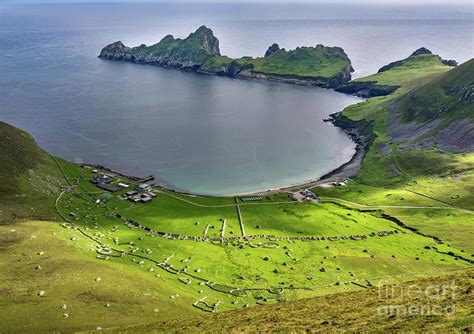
[3,0,473,4]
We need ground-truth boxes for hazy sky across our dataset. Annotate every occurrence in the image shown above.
[3,0,473,4]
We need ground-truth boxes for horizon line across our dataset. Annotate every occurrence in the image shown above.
[3,0,473,5]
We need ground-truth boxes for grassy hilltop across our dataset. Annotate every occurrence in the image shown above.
[0,51,473,332]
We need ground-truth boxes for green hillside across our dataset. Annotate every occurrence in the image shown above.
[336,48,451,97]
[133,26,221,64]
[398,59,474,123]
[358,52,449,87]
[316,55,474,260]
[0,121,65,223]
[236,45,352,79]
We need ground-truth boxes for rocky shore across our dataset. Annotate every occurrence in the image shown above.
[320,112,375,180]
[249,112,376,196]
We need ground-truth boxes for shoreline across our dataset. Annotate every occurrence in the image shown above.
[224,111,375,197]
[100,57,352,90]
[82,111,374,198]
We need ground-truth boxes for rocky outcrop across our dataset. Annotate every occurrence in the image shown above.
[410,47,432,57]
[264,43,285,57]
[99,26,354,88]
[442,59,458,67]
[99,41,133,61]
[335,81,399,98]
[99,26,220,70]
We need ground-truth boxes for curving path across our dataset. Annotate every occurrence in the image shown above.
[154,188,474,215]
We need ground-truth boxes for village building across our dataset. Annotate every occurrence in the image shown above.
[137,183,152,192]
[96,183,118,192]
[141,196,152,203]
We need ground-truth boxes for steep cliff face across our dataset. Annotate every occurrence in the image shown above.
[99,26,353,88]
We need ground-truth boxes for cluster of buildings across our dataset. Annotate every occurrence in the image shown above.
[290,189,318,202]
[123,183,157,203]
[90,171,156,204]
[90,173,119,192]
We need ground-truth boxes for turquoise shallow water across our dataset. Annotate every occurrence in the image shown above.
[0,3,471,195]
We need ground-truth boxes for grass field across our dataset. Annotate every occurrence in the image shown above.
[46,159,472,316]
[0,220,198,333]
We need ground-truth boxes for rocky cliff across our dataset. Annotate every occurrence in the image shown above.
[99,25,220,69]
[99,26,353,88]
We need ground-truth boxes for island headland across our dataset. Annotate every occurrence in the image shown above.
[99,25,354,88]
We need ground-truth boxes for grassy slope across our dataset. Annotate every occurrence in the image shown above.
[235,46,350,78]
[0,220,197,333]
[315,55,474,254]
[112,269,474,333]
[0,121,65,223]
[397,58,474,123]
[354,53,449,87]
[133,26,217,64]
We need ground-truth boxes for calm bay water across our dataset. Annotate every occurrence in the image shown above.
[0,3,472,195]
